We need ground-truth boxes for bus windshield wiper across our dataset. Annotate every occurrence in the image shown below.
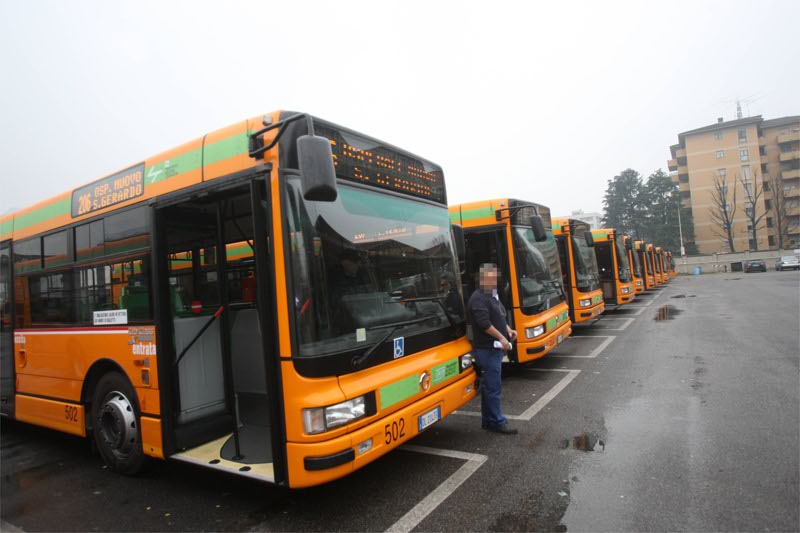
[351,316,433,370]
[397,295,459,328]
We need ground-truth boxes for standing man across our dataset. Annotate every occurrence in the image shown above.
[467,263,518,435]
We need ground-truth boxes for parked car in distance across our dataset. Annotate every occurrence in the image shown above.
[775,255,800,271]
[743,259,767,273]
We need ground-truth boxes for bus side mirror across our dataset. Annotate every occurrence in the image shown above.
[625,239,633,251]
[584,231,594,247]
[452,224,466,263]
[297,135,338,202]
[530,216,547,242]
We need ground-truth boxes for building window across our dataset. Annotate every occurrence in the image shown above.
[741,165,752,182]
[739,148,749,162]
[767,217,774,228]
[718,168,727,178]
[716,150,725,159]
[738,128,747,143]
[749,239,757,250]
[714,131,724,140]
[768,235,775,247]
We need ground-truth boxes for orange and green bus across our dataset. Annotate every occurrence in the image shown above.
[551,218,605,323]
[666,251,677,277]
[592,228,635,305]
[634,240,656,290]
[655,246,669,282]
[0,111,479,488]
[449,200,571,363]
[624,235,645,295]
[648,243,663,285]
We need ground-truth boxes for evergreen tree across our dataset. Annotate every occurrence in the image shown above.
[602,169,645,238]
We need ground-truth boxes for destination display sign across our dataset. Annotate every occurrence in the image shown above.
[314,123,446,204]
[71,163,145,217]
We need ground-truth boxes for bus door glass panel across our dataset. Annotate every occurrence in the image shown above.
[464,229,511,305]
[165,210,225,425]
[595,243,616,300]
[0,241,12,414]
[555,236,571,291]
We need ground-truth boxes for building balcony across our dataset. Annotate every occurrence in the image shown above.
[784,188,800,199]
[675,147,686,158]
[780,150,800,162]
[761,154,769,165]
[777,132,800,145]
[677,165,688,175]
[679,180,690,192]
[668,158,678,171]
[783,168,800,179]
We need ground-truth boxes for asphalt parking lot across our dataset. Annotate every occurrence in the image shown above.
[2,272,799,532]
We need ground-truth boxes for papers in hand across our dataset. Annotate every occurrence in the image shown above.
[494,340,504,349]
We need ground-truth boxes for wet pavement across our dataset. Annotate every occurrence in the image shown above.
[2,272,799,531]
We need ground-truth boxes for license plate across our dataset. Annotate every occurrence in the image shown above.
[418,406,441,432]
[557,334,563,344]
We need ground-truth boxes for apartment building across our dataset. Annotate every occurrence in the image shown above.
[669,115,800,254]
[556,209,603,229]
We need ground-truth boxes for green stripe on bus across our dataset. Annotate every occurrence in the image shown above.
[552,222,562,230]
[560,310,569,322]
[203,132,250,166]
[449,211,460,224]
[458,205,496,222]
[431,358,458,386]
[13,197,71,234]
[0,218,13,236]
[9,132,251,235]
[379,373,420,410]
[546,316,557,331]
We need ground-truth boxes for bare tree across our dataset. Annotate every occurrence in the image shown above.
[766,171,800,250]
[708,171,738,253]
[737,168,768,250]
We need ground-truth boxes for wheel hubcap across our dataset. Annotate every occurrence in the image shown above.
[97,390,137,457]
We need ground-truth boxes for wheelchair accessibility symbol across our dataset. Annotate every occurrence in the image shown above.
[393,337,405,359]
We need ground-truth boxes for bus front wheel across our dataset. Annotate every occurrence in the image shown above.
[91,372,145,475]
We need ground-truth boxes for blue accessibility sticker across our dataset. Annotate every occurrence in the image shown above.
[393,337,405,359]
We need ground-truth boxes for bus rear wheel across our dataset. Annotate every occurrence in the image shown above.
[91,372,145,475]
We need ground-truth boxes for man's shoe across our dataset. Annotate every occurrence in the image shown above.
[487,423,518,435]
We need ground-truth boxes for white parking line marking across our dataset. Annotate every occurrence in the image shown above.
[628,290,663,306]
[453,368,581,420]
[613,306,646,316]
[508,369,580,420]
[387,445,488,533]
[551,335,616,358]
[589,317,634,331]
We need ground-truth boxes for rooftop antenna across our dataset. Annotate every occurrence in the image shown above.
[736,99,743,120]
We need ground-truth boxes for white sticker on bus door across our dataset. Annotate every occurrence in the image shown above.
[93,309,128,326]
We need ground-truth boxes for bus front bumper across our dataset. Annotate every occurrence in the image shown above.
[515,320,572,363]
[285,371,477,488]
[574,301,605,323]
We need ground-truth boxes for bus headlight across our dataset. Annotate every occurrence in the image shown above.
[620,287,630,294]
[460,353,474,370]
[636,280,643,286]
[526,325,545,338]
[579,299,591,307]
[648,277,654,283]
[303,396,367,434]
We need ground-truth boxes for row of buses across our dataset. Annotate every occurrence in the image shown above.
[0,111,677,488]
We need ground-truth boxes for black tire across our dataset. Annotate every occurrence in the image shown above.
[90,371,146,475]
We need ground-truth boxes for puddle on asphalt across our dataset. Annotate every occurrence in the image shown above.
[654,305,683,321]
[724,278,742,281]
[560,433,605,452]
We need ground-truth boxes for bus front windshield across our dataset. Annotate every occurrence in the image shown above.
[284,180,465,358]
[652,251,662,273]
[629,244,642,278]
[570,235,599,292]
[512,227,565,311]
[614,236,632,282]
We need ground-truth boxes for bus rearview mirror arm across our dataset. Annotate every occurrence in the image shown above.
[584,230,594,247]
[248,112,338,202]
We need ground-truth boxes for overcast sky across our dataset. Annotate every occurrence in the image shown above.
[1,1,798,218]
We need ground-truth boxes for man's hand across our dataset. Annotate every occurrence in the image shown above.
[501,338,513,351]
[507,328,518,341]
